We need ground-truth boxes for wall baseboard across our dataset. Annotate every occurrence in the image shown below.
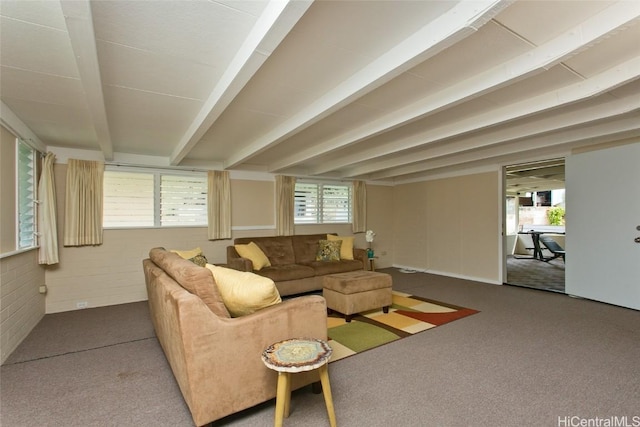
[392,264,502,285]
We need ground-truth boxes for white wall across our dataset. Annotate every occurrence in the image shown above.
[393,171,501,284]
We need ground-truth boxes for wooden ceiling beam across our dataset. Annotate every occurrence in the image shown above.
[334,56,640,178]
[169,0,313,166]
[60,0,113,160]
[295,2,640,176]
[224,0,510,169]
[363,114,640,180]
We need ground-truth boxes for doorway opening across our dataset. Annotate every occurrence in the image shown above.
[504,159,565,293]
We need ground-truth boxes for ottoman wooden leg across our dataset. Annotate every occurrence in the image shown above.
[345,314,353,322]
[383,306,389,313]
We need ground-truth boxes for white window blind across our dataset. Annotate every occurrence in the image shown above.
[17,140,37,249]
[103,169,207,228]
[295,182,319,224]
[160,174,207,226]
[103,171,154,227]
[294,181,351,224]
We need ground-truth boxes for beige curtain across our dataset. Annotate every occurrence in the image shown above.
[64,159,104,246]
[208,170,231,240]
[352,180,367,233]
[38,152,59,264]
[276,175,296,236]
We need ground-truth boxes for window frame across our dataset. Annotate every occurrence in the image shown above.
[103,166,208,229]
[16,140,37,250]
[294,180,352,225]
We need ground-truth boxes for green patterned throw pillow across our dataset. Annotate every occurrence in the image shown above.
[171,247,208,267]
[188,254,208,267]
[316,239,342,262]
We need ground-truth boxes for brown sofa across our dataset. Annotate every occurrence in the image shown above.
[226,234,367,296]
[143,247,327,426]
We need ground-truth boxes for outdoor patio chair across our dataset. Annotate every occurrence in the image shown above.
[539,235,566,262]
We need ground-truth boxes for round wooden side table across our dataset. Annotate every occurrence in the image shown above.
[261,338,336,427]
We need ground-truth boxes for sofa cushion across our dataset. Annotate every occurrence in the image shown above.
[234,242,271,270]
[252,264,316,282]
[233,236,295,266]
[304,259,364,276]
[326,234,354,260]
[205,264,282,317]
[254,237,295,266]
[292,234,333,264]
[316,239,342,262]
[149,248,230,318]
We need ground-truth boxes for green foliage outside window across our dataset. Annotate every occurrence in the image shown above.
[547,206,565,225]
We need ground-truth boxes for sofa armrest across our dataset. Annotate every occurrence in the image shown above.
[353,247,368,269]
[226,245,253,271]
[177,294,328,424]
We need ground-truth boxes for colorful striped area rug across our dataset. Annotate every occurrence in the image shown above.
[327,291,479,362]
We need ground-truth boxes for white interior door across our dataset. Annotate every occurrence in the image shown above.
[565,143,640,310]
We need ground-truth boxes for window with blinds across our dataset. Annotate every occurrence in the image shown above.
[103,168,207,228]
[294,181,351,224]
[160,174,208,226]
[17,140,37,249]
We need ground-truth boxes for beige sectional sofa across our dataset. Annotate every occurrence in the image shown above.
[226,233,367,296]
[143,247,327,426]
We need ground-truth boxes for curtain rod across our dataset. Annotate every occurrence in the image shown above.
[19,138,46,156]
[105,162,215,173]
[105,163,355,183]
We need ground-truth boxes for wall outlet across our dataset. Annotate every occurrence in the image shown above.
[76,301,88,309]
[39,285,47,294]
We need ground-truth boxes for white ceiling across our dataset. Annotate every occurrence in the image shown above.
[1,0,639,183]
[505,158,565,195]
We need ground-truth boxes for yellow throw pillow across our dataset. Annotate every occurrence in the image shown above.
[327,234,354,260]
[234,241,271,271]
[171,247,202,259]
[205,264,281,317]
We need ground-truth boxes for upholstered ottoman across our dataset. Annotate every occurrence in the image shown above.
[323,271,393,322]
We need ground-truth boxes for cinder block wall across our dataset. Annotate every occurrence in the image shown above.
[0,250,45,364]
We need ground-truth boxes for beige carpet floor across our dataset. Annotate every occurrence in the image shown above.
[2,268,638,427]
